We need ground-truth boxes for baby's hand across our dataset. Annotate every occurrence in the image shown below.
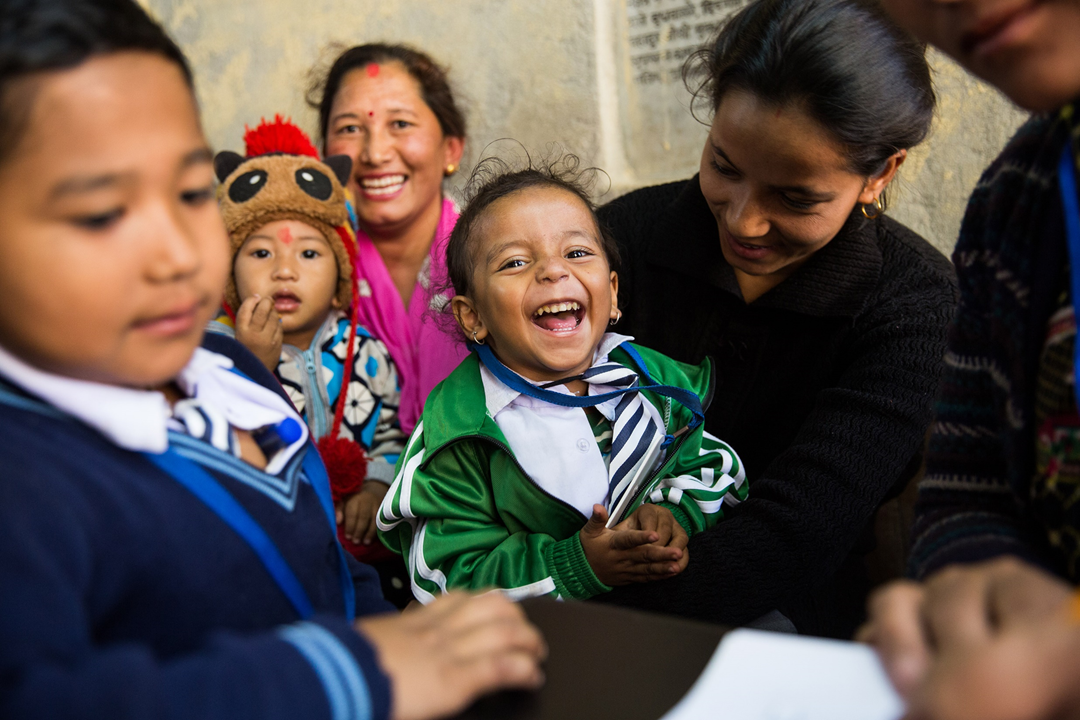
[235,294,283,372]
[337,481,390,545]
[616,503,689,559]
[579,504,685,586]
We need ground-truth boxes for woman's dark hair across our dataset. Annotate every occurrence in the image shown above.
[308,43,466,149]
[0,0,191,163]
[687,0,934,177]
[446,152,619,300]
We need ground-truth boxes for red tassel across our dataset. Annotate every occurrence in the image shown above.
[244,114,320,159]
[316,434,367,502]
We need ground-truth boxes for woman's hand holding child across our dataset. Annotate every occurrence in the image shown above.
[336,481,390,545]
[580,504,686,586]
[235,294,282,372]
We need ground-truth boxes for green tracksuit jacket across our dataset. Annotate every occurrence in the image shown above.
[376,343,747,602]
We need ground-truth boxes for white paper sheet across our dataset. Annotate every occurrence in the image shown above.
[660,629,905,720]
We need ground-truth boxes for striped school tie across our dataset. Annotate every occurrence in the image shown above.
[551,362,663,510]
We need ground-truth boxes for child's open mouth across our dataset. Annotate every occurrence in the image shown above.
[532,301,585,334]
[272,290,301,313]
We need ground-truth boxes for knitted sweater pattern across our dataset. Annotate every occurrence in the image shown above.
[909,114,1076,579]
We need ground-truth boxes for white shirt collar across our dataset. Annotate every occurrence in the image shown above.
[480,333,634,418]
[0,344,307,469]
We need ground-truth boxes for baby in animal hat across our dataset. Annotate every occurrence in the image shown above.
[214,116,403,571]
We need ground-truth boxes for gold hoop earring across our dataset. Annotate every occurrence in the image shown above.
[445,164,457,177]
[472,329,485,345]
[861,197,883,220]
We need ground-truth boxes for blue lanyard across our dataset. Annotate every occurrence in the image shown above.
[473,341,705,435]
[145,442,356,622]
[1058,143,1080,412]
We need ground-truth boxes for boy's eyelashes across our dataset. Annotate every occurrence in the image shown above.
[71,208,124,232]
[180,185,215,205]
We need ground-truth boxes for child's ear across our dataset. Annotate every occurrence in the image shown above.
[609,271,619,321]
[451,295,486,343]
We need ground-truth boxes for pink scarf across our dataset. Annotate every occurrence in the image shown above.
[351,197,468,434]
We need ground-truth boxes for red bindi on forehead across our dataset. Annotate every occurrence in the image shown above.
[277,226,294,244]
[366,63,380,78]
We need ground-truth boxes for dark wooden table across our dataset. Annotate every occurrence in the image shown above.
[456,598,729,720]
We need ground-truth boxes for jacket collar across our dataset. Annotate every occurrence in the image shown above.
[647,175,883,317]
[420,335,644,454]
[419,353,507,454]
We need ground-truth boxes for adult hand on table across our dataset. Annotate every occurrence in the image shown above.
[581,504,686,585]
[357,592,547,720]
[857,557,1080,720]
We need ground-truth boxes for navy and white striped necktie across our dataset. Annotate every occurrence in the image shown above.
[551,362,664,509]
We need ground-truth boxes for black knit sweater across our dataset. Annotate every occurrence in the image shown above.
[595,176,958,638]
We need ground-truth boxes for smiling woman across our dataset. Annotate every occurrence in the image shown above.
[308,44,468,433]
[596,0,959,638]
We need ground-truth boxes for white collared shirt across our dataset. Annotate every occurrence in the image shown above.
[0,344,308,474]
[479,333,664,516]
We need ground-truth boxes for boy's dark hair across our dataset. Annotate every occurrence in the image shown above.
[0,0,191,164]
[447,152,620,299]
[308,43,466,150]
[688,0,935,178]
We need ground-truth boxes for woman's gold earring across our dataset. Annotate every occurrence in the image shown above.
[861,198,883,220]
[472,329,485,345]
[445,164,457,176]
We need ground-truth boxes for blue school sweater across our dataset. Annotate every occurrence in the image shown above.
[0,334,393,720]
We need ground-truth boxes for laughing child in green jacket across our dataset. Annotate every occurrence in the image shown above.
[377,159,747,602]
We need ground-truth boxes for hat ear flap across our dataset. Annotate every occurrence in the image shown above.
[214,151,245,182]
[324,155,353,186]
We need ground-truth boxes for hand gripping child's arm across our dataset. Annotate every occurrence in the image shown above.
[377,424,681,601]
[637,429,748,536]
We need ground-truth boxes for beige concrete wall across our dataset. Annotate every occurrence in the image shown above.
[143,0,602,203]
[144,0,1027,255]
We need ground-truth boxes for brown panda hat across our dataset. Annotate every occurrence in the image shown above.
[215,115,357,313]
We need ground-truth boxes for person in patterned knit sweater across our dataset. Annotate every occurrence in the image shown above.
[211,118,406,583]
[859,0,1080,718]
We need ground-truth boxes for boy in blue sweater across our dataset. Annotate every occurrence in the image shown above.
[0,2,544,719]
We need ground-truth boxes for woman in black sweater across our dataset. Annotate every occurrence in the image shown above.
[596,0,958,638]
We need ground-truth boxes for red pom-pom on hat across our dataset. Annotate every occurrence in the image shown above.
[317,434,367,502]
[243,114,320,159]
